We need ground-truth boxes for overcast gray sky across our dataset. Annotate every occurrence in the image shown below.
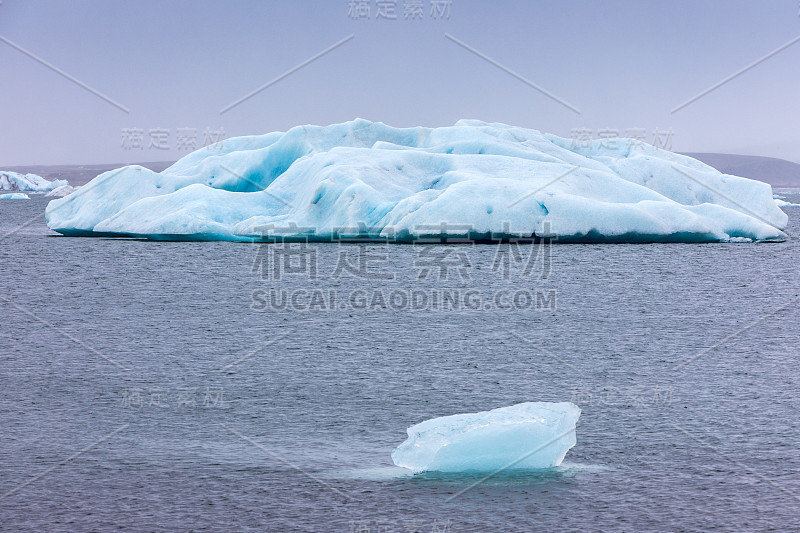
[1,0,799,166]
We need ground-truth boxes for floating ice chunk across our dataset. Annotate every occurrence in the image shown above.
[391,402,580,474]
[0,193,31,200]
[0,171,68,192]
[775,198,800,207]
[46,119,788,242]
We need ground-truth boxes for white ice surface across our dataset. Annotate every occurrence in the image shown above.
[391,402,580,474]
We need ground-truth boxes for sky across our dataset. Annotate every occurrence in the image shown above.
[0,0,799,166]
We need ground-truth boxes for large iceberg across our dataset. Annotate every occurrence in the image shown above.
[46,119,788,242]
[392,402,580,474]
[1,171,68,193]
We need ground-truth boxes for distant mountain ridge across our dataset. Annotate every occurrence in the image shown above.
[681,153,800,187]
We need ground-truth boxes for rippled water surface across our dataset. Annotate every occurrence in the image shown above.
[1,194,799,532]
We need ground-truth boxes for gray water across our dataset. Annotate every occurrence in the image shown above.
[1,194,799,532]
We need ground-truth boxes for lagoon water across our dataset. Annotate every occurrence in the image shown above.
[1,193,799,532]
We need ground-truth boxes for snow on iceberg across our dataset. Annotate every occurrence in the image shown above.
[46,119,788,242]
[0,193,31,200]
[391,402,580,474]
[0,171,68,193]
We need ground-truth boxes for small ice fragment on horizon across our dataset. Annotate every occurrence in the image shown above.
[0,171,68,193]
[775,198,800,207]
[0,193,31,200]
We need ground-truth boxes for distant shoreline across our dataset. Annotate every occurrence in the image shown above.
[680,153,800,188]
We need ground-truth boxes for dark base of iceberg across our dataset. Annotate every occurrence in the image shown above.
[51,228,768,245]
[45,120,788,243]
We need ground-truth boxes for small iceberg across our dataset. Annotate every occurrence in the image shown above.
[775,198,800,208]
[392,402,580,474]
[0,171,68,193]
[0,193,31,200]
